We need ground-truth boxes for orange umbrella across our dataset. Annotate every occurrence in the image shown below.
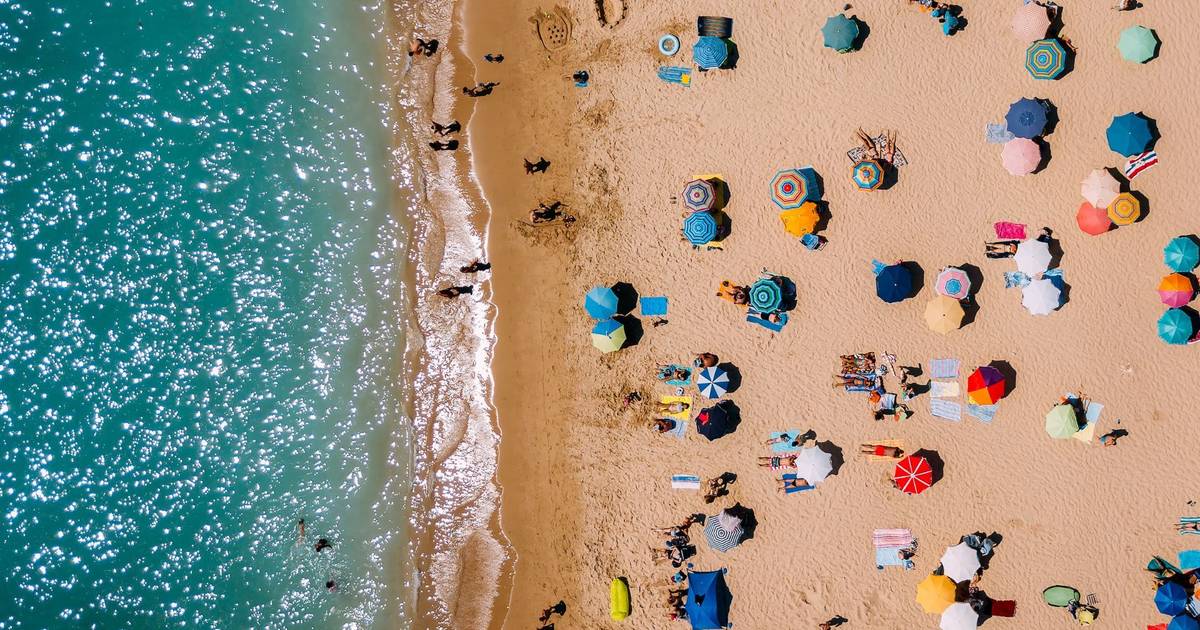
[1076,202,1112,236]
[1159,273,1195,308]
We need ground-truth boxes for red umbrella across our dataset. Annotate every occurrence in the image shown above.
[1075,201,1112,236]
[967,366,1006,405]
[894,455,933,495]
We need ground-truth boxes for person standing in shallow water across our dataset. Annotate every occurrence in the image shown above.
[314,538,332,553]
[437,286,473,299]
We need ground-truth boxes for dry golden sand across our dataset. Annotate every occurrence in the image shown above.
[455,1,1200,628]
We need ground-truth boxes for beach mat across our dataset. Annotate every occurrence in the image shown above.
[875,546,912,570]
[846,135,908,167]
[1179,550,1200,571]
[930,398,962,421]
[864,440,905,462]
[994,221,1027,240]
[660,364,692,386]
[966,403,998,424]
[640,296,668,317]
[930,358,959,379]
[747,311,787,332]
[663,417,686,438]
[769,430,809,453]
[930,381,960,398]
[657,65,692,86]
[671,474,701,490]
[660,395,692,421]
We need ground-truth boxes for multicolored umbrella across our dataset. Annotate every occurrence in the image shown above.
[935,267,970,300]
[1107,192,1141,226]
[1015,239,1051,274]
[683,211,718,245]
[916,574,957,614]
[1107,112,1153,157]
[967,366,1006,405]
[1080,169,1121,208]
[591,318,626,353]
[1165,236,1200,272]
[749,278,783,313]
[925,296,964,335]
[693,36,729,70]
[780,202,819,237]
[852,159,884,190]
[1157,581,1189,616]
[1022,277,1060,315]
[1045,404,1080,439]
[1005,98,1047,139]
[876,264,912,303]
[1118,25,1158,64]
[821,14,859,53]
[940,602,980,630]
[794,446,833,485]
[1011,3,1050,42]
[894,455,933,495]
[1159,273,1195,308]
[1025,38,1067,80]
[1076,202,1112,236]
[696,366,730,399]
[585,286,618,319]
[770,168,820,209]
[683,178,716,212]
[703,511,743,552]
[941,542,982,582]
[1159,308,1194,345]
[1001,138,1040,176]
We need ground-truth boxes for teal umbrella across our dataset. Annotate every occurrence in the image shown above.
[749,278,783,313]
[1164,237,1200,272]
[1118,25,1158,63]
[1025,38,1067,79]
[585,286,618,319]
[1159,309,1194,345]
[822,14,859,53]
[1107,112,1153,157]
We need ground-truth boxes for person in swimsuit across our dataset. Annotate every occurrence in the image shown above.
[985,241,1020,258]
[437,286,473,298]
[655,401,689,414]
[776,477,811,493]
[758,455,799,469]
[832,374,876,389]
[459,259,490,273]
[651,418,677,433]
[693,353,719,368]
[765,429,816,449]
[859,443,904,458]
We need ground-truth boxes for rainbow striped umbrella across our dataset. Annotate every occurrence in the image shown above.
[1165,237,1200,272]
[852,159,883,190]
[1160,309,1194,345]
[683,211,718,245]
[1107,192,1141,226]
[1025,38,1067,80]
[682,178,716,212]
[1159,273,1195,308]
[770,168,820,209]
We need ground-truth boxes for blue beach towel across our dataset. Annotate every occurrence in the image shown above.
[747,310,787,332]
[657,65,692,86]
[663,417,687,438]
[871,259,888,275]
[1180,551,1200,570]
[986,123,1015,144]
[660,364,692,387]
[930,358,959,379]
[930,398,962,421]
[640,296,668,317]
[966,403,998,424]
[780,473,815,494]
[671,474,701,490]
[1004,271,1031,289]
[769,430,809,453]
[876,546,914,570]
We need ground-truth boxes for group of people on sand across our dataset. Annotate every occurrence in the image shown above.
[436,259,491,300]
[533,599,566,629]
[650,514,708,621]
[760,430,818,492]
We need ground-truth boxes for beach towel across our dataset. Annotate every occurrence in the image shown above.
[847,135,909,167]
[659,364,692,386]
[639,296,668,317]
[703,240,724,251]
[966,403,998,424]
[986,123,1015,144]
[840,353,877,375]
[1073,401,1103,443]
[747,310,787,332]
[872,528,914,548]
[1180,516,1200,535]
[657,65,692,86]
[1125,150,1159,179]
[671,474,701,490]
[990,600,1017,617]
[870,259,888,275]
[769,430,809,453]
[663,416,687,438]
[1179,550,1200,571]
[1148,624,1167,630]
[875,546,913,570]
[779,473,814,494]
[929,358,959,379]
[930,381,960,398]
[864,440,905,462]
[994,221,1027,240]
[1004,271,1031,289]
[660,395,692,421]
[930,398,962,421]
[1044,267,1063,279]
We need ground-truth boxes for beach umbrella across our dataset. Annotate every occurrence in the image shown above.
[1118,25,1158,64]
[1022,278,1060,315]
[940,602,980,630]
[696,366,731,399]
[1159,308,1194,345]
[1076,202,1112,236]
[793,446,833,485]
[852,159,884,190]
[1014,239,1051,274]
[683,211,718,245]
[1045,404,1080,439]
[683,178,716,212]
[1001,138,1040,176]
[876,264,912,303]
[894,455,933,495]
[1080,169,1121,208]
[1165,236,1200,272]
[770,168,820,209]
[1005,98,1047,139]
[822,14,859,53]
[1156,581,1189,616]
[591,318,626,353]
[703,511,744,553]
[1171,614,1200,630]
[1025,38,1067,80]
[967,366,1006,405]
[780,202,820,237]
[916,574,957,614]
[696,401,737,441]
[935,267,970,300]
[940,543,982,583]
[748,278,783,313]
[1011,2,1050,42]
[585,286,618,319]
[685,569,732,630]
[693,36,729,70]
[1107,112,1153,157]
[924,296,964,335]
[1159,273,1195,308]
[1106,192,1141,226]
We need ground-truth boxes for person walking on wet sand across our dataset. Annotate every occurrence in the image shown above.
[484,53,504,63]
[462,82,499,97]
[408,38,439,57]
[459,259,491,273]
[524,157,550,174]
[431,120,461,136]
[429,140,458,151]
[538,600,567,624]
[437,285,473,299]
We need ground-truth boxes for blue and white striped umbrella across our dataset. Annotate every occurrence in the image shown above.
[696,366,730,399]
[693,36,728,69]
[703,512,743,552]
[683,211,718,245]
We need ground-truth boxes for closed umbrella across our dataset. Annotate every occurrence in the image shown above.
[1081,168,1121,207]
[940,602,980,630]
[683,178,716,212]
[1075,201,1112,236]
[684,211,719,245]
[1165,237,1200,272]
[770,168,820,209]
[1159,308,1194,345]
[780,202,820,237]
[696,366,731,399]
[1107,112,1153,157]
[1156,581,1189,616]
[1011,3,1050,42]
[793,446,833,485]
[894,455,933,494]
[1107,192,1141,226]
[935,267,970,300]
[1022,277,1060,315]
[1014,239,1051,274]
[693,36,729,70]
[967,366,1006,405]
[1026,38,1067,80]
[1001,138,1040,175]
[1045,404,1080,438]
[1118,25,1158,63]
[822,14,859,53]
[1159,273,1195,308]
[940,543,982,583]
[916,574,957,614]
[696,401,738,441]
[703,511,743,552]
[749,278,784,313]
[585,286,618,319]
[852,159,884,190]
[591,318,626,353]
[925,296,964,335]
[1005,98,1047,139]
[876,264,913,303]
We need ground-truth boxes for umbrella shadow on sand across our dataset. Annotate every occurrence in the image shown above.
[716,362,742,393]
[817,440,845,477]
[913,448,944,485]
[1131,190,1151,224]
[614,314,643,348]
[611,282,638,315]
[1032,138,1052,174]
[900,261,925,298]
[850,17,870,51]
[725,503,757,542]
[987,360,1017,398]
[960,263,984,327]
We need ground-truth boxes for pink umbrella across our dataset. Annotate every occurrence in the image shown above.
[1001,138,1041,176]
[935,267,971,300]
[1011,3,1050,43]
[1159,273,1195,308]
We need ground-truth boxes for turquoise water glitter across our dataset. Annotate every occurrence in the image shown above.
[0,0,418,626]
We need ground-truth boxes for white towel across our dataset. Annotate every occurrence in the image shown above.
[930,381,960,398]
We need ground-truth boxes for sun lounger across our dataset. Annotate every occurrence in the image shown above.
[930,381,960,398]
[768,430,809,453]
[660,395,692,421]
[639,296,668,317]
[929,358,959,379]
[865,440,905,462]
[671,474,701,490]
[966,403,998,423]
[1179,550,1200,571]
[657,65,692,86]
[930,398,962,421]
[780,473,814,494]
[746,310,787,332]
[659,364,692,386]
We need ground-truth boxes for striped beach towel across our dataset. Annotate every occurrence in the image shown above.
[930,358,959,379]
[671,474,701,490]
[966,403,998,424]
[873,528,914,548]
[1125,150,1158,179]
[930,398,962,421]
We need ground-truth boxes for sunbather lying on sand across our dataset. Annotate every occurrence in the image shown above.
[657,365,690,381]
[1177,521,1200,532]
[832,374,878,389]
[777,476,811,493]
[716,281,750,306]
[758,455,799,469]
[651,418,677,433]
[655,401,689,414]
[985,240,1019,258]
[765,429,816,449]
[856,128,880,160]
[694,352,719,368]
[860,443,904,458]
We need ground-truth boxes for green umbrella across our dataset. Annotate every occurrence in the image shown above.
[1118,25,1158,64]
[1045,404,1080,439]
[822,14,859,53]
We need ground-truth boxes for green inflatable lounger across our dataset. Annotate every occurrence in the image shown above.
[1042,585,1080,608]
[610,577,631,620]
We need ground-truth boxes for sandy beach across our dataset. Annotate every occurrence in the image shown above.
[445,1,1200,628]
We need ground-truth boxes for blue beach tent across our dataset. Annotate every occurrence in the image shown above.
[685,569,733,629]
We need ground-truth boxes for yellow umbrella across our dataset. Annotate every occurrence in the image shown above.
[779,202,819,236]
[1107,192,1141,226]
[924,295,965,335]
[916,574,957,614]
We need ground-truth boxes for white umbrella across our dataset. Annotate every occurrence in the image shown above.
[1014,239,1051,274]
[1022,278,1060,315]
[1080,169,1120,208]
[793,446,833,485]
[940,602,980,630]
[940,542,982,582]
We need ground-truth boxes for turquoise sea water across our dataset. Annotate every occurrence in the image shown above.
[0,0,419,626]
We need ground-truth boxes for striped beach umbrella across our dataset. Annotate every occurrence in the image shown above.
[852,159,883,190]
[935,267,970,300]
[1118,25,1158,63]
[1005,98,1047,139]
[683,211,718,245]
[703,511,743,552]
[821,14,859,53]
[1107,112,1153,157]
[770,168,820,209]
[696,366,731,399]
[1001,137,1040,176]
[585,286,618,319]
[591,318,626,353]
[876,264,912,303]
[1022,277,1060,315]
[1165,237,1200,272]
[941,602,980,630]
[1025,38,1067,80]
[1159,273,1195,308]
[1080,169,1121,207]
[794,446,833,485]
[682,178,716,212]
[693,36,728,69]
[967,366,1006,405]
[894,455,933,495]
[780,202,819,237]
[1045,404,1079,438]
[1076,202,1112,236]
[916,574,956,614]
[748,278,783,313]
[1161,308,1196,345]
[924,296,964,335]
[1014,239,1051,274]
[1107,192,1141,225]
[1011,3,1050,42]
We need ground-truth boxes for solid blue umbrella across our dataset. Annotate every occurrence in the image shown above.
[1159,309,1194,345]
[685,569,733,630]
[875,264,913,303]
[1170,614,1200,630]
[1107,112,1153,156]
[822,14,859,53]
[693,36,728,69]
[1005,98,1047,138]
[1165,236,1200,272]
[696,366,730,399]
[1156,581,1189,616]
[695,401,738,441]
[584,286,618,319]
[684,211,719,245]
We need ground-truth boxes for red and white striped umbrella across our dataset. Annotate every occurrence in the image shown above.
[893,455,933,495]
